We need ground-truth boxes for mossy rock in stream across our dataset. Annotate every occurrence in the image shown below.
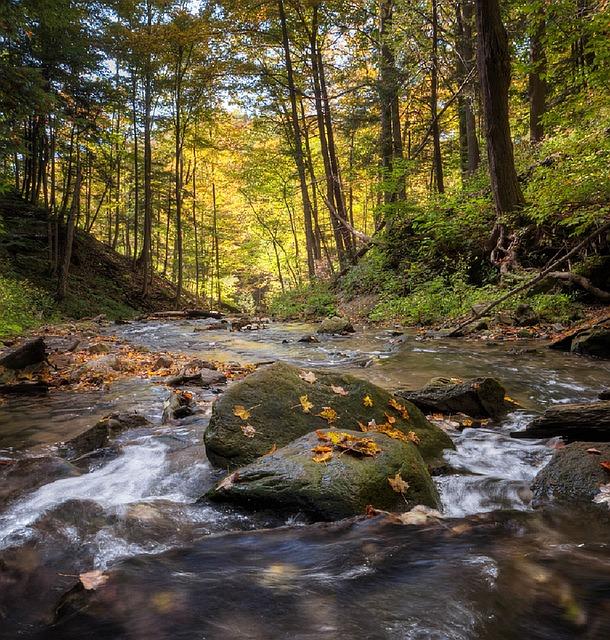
[204,361,454,470]
[207,429,439,520]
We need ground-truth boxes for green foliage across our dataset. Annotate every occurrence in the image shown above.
[340,249,402,299]
[270,283,337,320]
[522,120,610,234]
[528,293,579,324]
[0,270,55,339]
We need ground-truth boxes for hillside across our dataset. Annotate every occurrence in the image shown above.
[0,194,191,338]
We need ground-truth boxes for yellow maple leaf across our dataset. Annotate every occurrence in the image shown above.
[388,472,409,494]
[299,394,313,413]
[313,444,333,454]
[233,405,251,421]
[388,397,410,420]
[363,394,373,407]
[299,370,317,384]
[331,385,349,396]
[317,406,338,423]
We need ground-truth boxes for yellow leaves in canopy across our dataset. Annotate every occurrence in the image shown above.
[388,472,409,494]
[363,394,373,407]
[299,394,313,413]
[299,370,317,384]
[233,405,251,421]
[388,397,411,420]
[317,406,338,423]
[240,424,256,438]
[331,384,349,396]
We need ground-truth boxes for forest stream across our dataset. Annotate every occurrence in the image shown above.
[1,320,610,639]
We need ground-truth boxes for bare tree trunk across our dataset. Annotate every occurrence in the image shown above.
[57,147,81,301]
[131,67,140,267]
[475,0,524,216]
[212,181,221,306]
[455,0,480,179]
[529,6,547,143]
[277,0,316,280]
[431,0,445,194]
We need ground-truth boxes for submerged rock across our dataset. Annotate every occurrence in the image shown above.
[207,429,439,520]
[0,456,80,506]
[398,376,510,420]
[531,442,610,503]
[317,316,355,334]
[513,401,610,442]
[0,337,46,370]
[571,327,610,359]
[203,361,454,470]
[59,413,150,460]
[162,390,195,423]
[166,369,226,388]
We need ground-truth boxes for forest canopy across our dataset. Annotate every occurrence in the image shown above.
[1,0,609,320]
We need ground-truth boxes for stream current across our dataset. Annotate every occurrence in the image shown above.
[1,320,609,639]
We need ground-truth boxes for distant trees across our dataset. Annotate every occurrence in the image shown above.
[0,0,607,305]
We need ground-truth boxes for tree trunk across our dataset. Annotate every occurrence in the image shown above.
[277,0,316,280]
[57,149,81,301]
[131,67,140,267]
[431,0,445,194]
[475,0,524,217]
[529,6,547,143]
[455,0,480,179]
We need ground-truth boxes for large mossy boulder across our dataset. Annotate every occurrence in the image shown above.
[398,376,510,420]
[207,429,439,520]
[317,316,355,334]
[571,327,610,359]
[531,442,610,503]
[204,362,454,470]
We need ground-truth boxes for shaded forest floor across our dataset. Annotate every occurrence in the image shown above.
[0,195,192,339]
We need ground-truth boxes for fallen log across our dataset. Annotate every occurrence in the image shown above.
[547,271,610,301]
[147,309,223,320]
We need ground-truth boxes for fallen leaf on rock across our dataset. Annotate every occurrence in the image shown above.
[593,483,610,507]
[299,371,317,384]
[79,570,108,591]
[299,394,313,413]
[241,424,256,438]
[315,430,380,457]
[317,406,338,423]
[331,385,349,396]
[388,397,410,420]
[313,445,333,454]
[384,412,396,424]
[312,449,333,463]
[362,394,373,407]
[357,420,368,432]
[601,461,610,472]
[217,471,240,491]
[406,431,420,445]
[264,443,278,456]
[396,505,442,526]
[233,405,251,421]
[587,448,602,455]
[388,472,409,494]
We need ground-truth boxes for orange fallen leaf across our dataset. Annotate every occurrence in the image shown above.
[406,431,420,445]
[388,472,409,494]
[313,445,333,454]
[601,461,610,472]
[331,385,349,396]
[384,412,396,424]
[79,569,108,591]
[312,450,333,463]
[388,397,410,420]
[264,443,278,456]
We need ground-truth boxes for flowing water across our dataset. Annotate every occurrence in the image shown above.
[1,320,609,639]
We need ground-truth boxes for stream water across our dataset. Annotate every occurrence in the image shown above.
[1,320,609,639]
